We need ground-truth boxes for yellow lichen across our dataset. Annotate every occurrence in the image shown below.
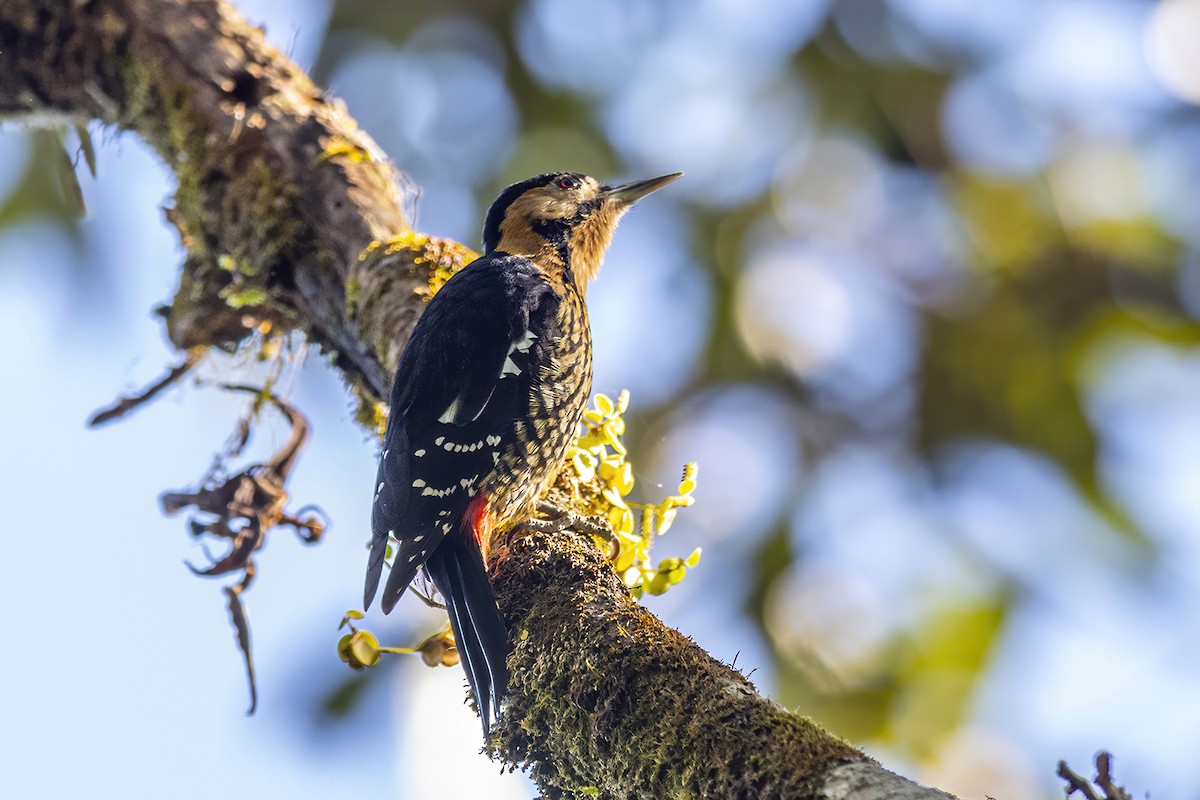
[358,239,383,261]
[352,388,388,439]
[414,236,476,301]
[360,232,478,302]
[219,285,268,308]
[319,134,373,164]
[344,275,361,319]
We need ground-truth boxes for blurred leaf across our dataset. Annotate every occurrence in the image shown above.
[1075,306,1200,371]
[917,254,1176,545]
[775,657,898,744]
[74,122,97,178]
[904,599,1005,675]
[745,522,792,626]
[920,278,1096,480]
[502,126,615,189]
[755,521,901,743]
[320,672,371,719]
[949,173,1059,272]
[1071,217,1181,272]
[0,130,84,232]
[52,133,87,217]
[891,598,1007,757]
[771,595,1008,754]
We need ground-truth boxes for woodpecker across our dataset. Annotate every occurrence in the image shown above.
[364,170,682,734]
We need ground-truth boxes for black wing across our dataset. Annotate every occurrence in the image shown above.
[364,256,558,612]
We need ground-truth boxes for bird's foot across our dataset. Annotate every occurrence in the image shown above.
[529,500,619,557]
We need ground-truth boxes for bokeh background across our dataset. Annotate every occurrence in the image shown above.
[3,0,1200,797]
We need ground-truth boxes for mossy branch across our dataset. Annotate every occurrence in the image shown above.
[0,0,412,396]
[0,1,957,797]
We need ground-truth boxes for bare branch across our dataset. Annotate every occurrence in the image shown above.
[1059,753,1135,800]
[1059,761,1105,800]
[88,348,203,426]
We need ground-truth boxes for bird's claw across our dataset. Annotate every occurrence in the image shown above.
[528,500,617,556]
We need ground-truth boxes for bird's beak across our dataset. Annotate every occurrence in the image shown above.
[600,172,683,207]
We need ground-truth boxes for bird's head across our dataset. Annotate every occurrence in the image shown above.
[482,171,682,290]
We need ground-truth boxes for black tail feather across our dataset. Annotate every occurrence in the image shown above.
[425,538,510,735]
[440,569,493,731]
[363,529,388,611]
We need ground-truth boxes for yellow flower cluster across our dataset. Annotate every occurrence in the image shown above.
[554,390,701,598]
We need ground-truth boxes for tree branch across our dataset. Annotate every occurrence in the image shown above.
[0,0,415,396]
[1058,753,1134,800]
[1,1,958,797]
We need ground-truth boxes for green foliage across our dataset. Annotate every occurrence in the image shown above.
[891,599,1008,757]
[918,257,1171,545]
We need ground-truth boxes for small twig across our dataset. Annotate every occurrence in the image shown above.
[1058,761,1103,800]
[1094,753,1133,800]
[221,383,310,480]
[409,583,445,610]
[88,348,202,426]
[1059,752,1134,800]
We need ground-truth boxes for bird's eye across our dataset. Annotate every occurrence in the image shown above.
[557,176,580,190]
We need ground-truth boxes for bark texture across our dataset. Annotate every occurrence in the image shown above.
[0,1,958,798]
